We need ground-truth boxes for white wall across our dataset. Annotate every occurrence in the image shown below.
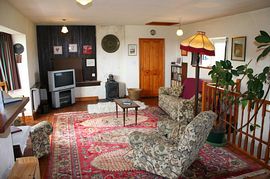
[0,130,14,179]
[75,25,179,99]
[124,25,179,88]
[180,7,270,87]
[0,0,39,177]
[0,0,39,115]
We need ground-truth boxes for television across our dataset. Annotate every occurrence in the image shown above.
[48,69,76,92]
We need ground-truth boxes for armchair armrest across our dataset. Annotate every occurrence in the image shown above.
[31,121,53,135]
[129,131,177,154]
[159,87,171,95]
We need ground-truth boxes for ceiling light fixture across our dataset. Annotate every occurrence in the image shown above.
[176,18,184,36]
[76,0,92,6]
[61,19,68,34]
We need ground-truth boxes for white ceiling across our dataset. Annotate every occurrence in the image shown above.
[7,0,270,25]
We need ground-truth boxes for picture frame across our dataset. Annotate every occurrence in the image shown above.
[69,44,78,53]
[83,45,92,55]
[231,36,246,61]
[128,44,137,56]
[53,46,62,55]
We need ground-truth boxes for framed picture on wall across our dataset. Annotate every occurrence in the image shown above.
[83,45,92,55]
[53,46,62,55]
[231,36,246,61]
[69,44,78,53]
[128,44,137,56]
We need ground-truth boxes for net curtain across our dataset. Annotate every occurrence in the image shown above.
[0,32,21,90]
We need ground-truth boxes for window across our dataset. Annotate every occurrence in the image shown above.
[192,37,228,68]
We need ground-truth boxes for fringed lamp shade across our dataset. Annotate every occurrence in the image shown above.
[180,31,215,115]
[180,31,215,56]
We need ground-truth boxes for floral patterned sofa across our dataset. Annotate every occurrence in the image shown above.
[30,121,53,158]
[158,78,203,125]
[128,111,217,179]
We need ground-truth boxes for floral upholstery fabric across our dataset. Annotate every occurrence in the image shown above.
[159,87,195,124]
[128,111,217,179]
[168,86,183,97]
[30,121,53,158]
[157,118,186,139]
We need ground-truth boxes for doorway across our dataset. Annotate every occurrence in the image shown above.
[139,38,165,97]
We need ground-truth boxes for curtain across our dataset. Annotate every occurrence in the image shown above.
[0,32,21,90]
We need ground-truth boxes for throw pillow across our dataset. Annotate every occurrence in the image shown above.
[168,86,183,97]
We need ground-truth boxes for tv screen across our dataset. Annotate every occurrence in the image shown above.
[48,69,75,92]
[54,71,74,88]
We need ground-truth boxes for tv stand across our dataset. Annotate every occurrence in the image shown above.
[51,88,75,108]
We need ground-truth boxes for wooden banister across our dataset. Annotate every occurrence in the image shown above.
[202,81,270,168]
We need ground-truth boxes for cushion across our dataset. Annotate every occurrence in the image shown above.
[168,86,183,97]
[182,78,203,99]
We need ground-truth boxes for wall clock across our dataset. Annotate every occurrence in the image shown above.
[101,34,120,53]
[150,29,156,36]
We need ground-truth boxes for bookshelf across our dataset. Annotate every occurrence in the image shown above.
[170,62,187,87]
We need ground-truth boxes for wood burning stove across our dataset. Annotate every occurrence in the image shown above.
[105,74,119,101]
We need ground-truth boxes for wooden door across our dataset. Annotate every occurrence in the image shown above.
[139,38,164,97]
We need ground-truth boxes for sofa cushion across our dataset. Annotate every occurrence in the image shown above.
[168,86,183,97]
[182,78,203,99]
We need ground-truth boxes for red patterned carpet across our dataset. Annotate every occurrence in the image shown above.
[47,107,262,179]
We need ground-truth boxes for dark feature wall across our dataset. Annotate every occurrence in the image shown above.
[36,25,97,88]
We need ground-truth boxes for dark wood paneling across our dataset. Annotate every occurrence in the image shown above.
[36,25,97,88]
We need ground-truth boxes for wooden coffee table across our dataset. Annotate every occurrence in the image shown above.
[114,98,140,126]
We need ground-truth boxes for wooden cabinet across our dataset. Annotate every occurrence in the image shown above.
[170,62,187,87]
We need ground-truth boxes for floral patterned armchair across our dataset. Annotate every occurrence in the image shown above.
[128,111,217,179]
[158,78,203,125]
[30,121,53,158]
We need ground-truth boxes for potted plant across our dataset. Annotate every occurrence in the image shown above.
[207,30,270,145]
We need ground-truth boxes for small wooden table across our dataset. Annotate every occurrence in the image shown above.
[114,99,139,126]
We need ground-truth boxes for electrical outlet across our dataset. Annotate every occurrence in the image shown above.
[92,73,95,77]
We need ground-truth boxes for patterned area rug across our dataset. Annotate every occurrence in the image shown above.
[47,107,262,179]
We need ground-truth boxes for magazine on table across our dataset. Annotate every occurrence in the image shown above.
[122,99,132,105]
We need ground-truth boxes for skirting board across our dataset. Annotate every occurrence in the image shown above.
[75,96,99,102]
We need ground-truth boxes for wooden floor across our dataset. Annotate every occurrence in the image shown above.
[24,97,270,179]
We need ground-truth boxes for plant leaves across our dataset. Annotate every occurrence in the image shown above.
[263,67,270,74]
[255,33,270,43]
[236,65,246,72]
[241,100,248,108]
[250,125,255,131]
[257,44,269,48]
[246,68,253,74]
[260,30,270,39]
[257,46,270,61]
[231,69,239,76]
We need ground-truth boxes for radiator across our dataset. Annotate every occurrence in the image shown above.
[31,88,40,112]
